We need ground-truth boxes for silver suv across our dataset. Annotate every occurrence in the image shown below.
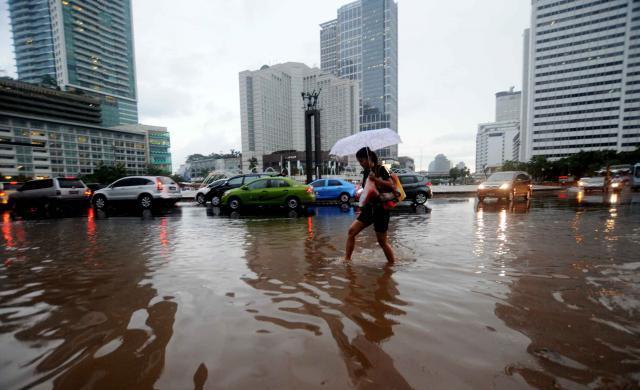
[92,176,181,210]
[10,178,90,210]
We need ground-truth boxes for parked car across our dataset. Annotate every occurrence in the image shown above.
[204,173,271,206]
[477,171,532,202]
[10,177,91,212]
[577,177,605,192]
[0,181,23,209]
[221,177,315,210]
[92,176,181,210]
[396,173,432,204]
[195,178,226,205]
[310,178,356,203]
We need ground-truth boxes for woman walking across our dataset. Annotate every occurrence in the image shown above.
[344,147,396,263]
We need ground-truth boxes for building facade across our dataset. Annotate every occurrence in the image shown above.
[475,88,522,172]
[239,62,359,172]
[496,88,522,122]
[8,0,138,126]
[320,0,398,157]
[475,121,520,174]
[523,0,640,161]
[180,157,242,180]
[0,112,147,179]
[112,124,172,173]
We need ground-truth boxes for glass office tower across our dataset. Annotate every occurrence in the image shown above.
[8,0,138,126]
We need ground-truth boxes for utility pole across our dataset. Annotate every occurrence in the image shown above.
[301,89,322,184]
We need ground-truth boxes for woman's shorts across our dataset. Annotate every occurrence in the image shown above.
[357,204,390,233]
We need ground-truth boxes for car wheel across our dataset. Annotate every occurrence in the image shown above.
[93,195,107,210]
[196,193,205,205]
[138,194,153,209]
[286,196,300,210]
[339,192,350,203]
[415,192,428,205]
[211,195,221,206]
[228,197,241,210]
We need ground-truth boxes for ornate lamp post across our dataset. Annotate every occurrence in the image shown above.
[301,89,322,184]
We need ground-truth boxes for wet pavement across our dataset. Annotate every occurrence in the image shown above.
[1,191,639,389]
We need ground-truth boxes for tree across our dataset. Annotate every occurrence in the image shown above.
[186,154,207,163]
[501,160,528,172]
[170,174,185,183]
[81,162,127,184]
[146,165,171,176]
[449,167,460,184]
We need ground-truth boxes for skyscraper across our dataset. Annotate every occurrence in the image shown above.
[320,0,398,158]
[239,63,359,172]
[8,0,138,126]
[523,0,640,161]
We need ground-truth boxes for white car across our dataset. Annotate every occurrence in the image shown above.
[92,176,181,210]
[577,177,605,192]
[194,178,226,205]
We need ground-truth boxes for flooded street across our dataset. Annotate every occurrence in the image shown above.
[1,192,640,389]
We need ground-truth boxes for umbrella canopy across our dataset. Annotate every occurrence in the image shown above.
[329,128,402,157]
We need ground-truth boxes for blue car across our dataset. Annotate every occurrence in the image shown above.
[310,179,356,203]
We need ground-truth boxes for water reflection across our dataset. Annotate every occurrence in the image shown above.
[0,218,177,389]
[241,214,412,389]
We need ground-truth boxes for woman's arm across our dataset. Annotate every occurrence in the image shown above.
[368,172,394,190]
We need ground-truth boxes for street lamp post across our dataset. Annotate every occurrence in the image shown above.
[301,89,322,184]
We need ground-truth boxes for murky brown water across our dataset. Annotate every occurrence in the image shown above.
[1,191,639,389]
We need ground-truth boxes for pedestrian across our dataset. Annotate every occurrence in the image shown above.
[344,147,396,263]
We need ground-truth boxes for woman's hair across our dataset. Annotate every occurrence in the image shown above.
[356,147,378,165]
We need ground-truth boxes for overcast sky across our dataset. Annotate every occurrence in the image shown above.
[0,0,530,172]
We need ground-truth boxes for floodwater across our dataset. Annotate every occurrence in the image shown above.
[1,191,639,390]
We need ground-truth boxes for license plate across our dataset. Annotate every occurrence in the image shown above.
[69,190,79,194]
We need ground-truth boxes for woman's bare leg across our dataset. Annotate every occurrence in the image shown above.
[345,220,367,261]
[375,231,395,263]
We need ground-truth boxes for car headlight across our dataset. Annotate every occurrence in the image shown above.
[499,183,510,190]
[611,182,619,188]
[478,183,485,190]
[578,181,584,186]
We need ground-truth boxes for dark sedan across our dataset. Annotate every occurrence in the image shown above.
[204,174,271,206]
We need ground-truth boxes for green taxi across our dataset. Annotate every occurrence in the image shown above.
[220,177,315,210]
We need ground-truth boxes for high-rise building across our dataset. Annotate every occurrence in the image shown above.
[239,63,359,172]
[320,0,398,157]
[474,89,522,173]
[8,0,138,126]
[496,88,522,122]
[475,121,520,174]
[522,0,640,161]
[519,28,531,162]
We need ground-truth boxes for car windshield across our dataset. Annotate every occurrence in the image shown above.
[487,172,514,181]
[58,179,84,188]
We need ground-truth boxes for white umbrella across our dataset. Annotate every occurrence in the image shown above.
[329,128,402,157]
